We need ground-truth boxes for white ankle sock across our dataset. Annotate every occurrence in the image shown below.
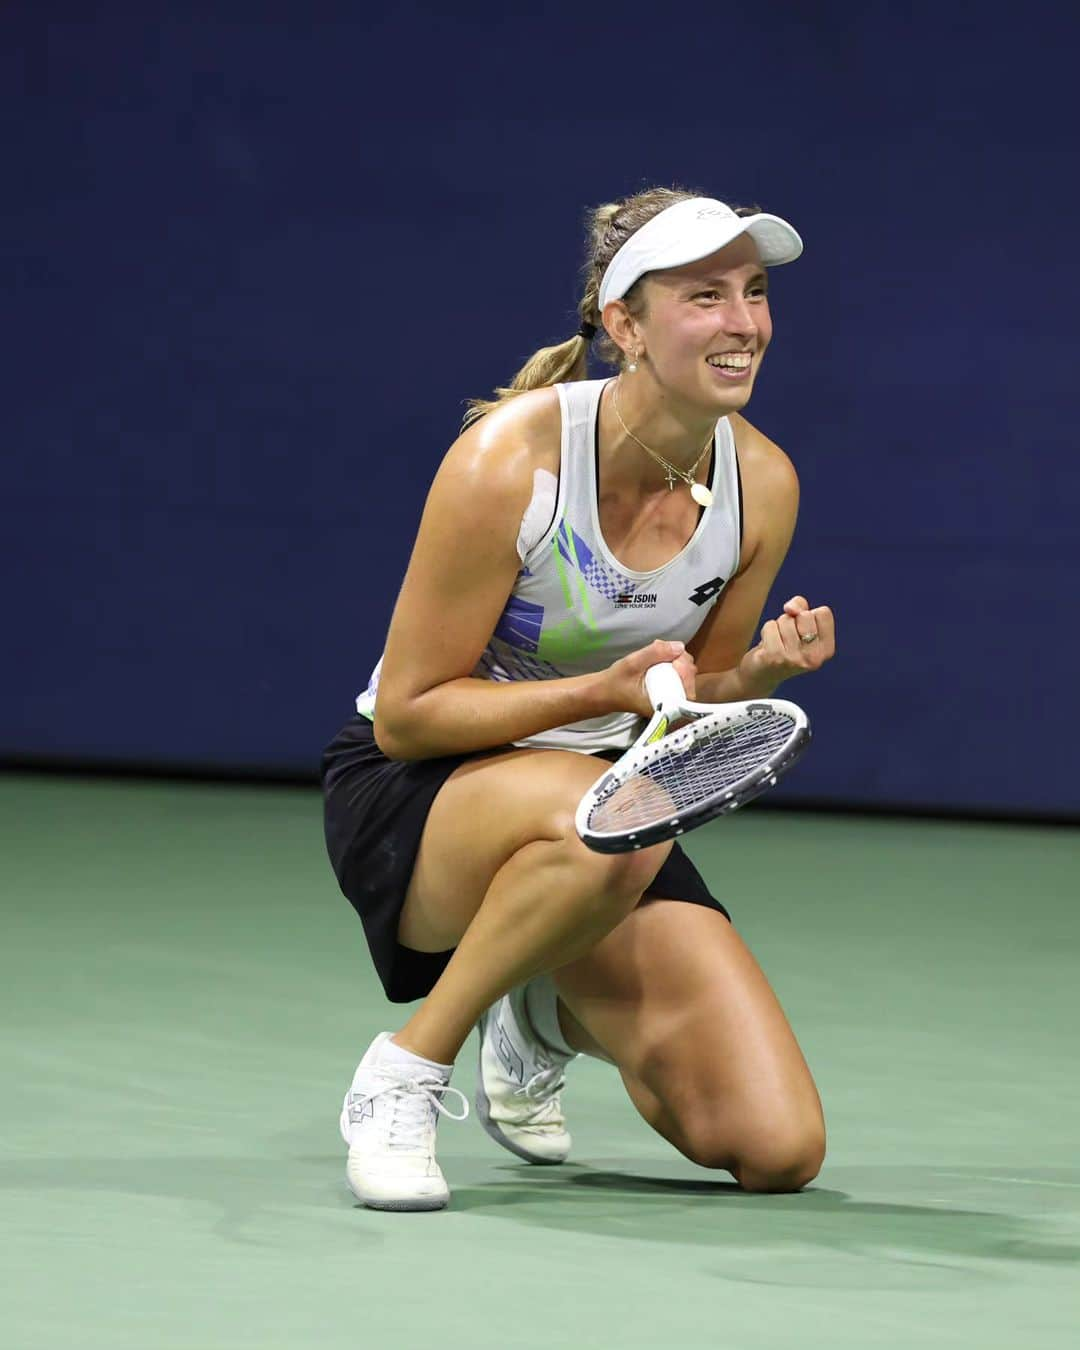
[380,1036,453,1079]
[523,974,576,1059]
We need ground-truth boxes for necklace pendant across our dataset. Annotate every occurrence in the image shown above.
[690,481,714,508]
[664,467,677,490]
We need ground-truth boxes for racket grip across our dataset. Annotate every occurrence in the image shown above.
[644,662,686,712]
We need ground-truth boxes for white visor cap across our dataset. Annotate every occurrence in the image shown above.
[597,197,803,311]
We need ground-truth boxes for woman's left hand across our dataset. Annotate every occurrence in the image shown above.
[737,595,836,694]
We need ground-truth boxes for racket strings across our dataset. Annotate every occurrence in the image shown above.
[588,711,797,833]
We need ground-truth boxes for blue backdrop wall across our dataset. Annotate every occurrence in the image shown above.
[5,3,1078,815]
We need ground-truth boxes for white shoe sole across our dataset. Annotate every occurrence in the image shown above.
[345,1170,449,1212]
[340,1100,451,1211]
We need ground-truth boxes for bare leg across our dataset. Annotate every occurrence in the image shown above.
[553,900,826,1192]
[386,748,672,1065]
[398,834,668,1064]
[557,1000,614,1063]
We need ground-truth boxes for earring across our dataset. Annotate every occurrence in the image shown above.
[626,350,639,374]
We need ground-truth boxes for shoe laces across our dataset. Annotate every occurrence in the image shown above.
[360,1070,469,1151]
[518,1064,565,1100]
[513,1064,565,1126]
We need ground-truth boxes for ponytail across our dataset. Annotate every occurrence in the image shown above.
[462,331,591,428]
[463,186,723,429]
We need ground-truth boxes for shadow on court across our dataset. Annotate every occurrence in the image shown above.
[4,1150,1079,1279]
[446,1161,1080,1272]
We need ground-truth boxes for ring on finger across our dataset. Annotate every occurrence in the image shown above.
[799,631,819,645]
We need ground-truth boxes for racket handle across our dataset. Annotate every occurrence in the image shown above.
[644,661,686,713]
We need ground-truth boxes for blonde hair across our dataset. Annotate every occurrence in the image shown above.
[464,185,724,427]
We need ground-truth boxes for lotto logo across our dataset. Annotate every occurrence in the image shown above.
[688,577,726,606]
[495,1026,525,1084]
[347,1093,374,1124]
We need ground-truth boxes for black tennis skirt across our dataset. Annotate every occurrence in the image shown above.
[321,714,731,1003]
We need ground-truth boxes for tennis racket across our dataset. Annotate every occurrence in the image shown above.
[575,663,811,853]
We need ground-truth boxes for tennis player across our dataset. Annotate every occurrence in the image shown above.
[322,187,836,1211]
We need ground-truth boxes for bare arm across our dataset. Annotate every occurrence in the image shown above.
[689,417,835,702]
[374,393,687,760]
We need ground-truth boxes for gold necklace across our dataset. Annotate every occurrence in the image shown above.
[611,381,715,508]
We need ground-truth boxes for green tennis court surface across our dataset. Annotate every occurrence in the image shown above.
[3,774,1078,1349]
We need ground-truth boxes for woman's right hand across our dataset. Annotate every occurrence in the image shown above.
[602,640,697,717]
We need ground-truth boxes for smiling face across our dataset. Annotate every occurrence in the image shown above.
[632,233,773,416]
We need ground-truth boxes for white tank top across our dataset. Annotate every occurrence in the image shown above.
[358,378,743,752]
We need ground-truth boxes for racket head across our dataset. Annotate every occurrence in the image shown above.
[576,700,810,854]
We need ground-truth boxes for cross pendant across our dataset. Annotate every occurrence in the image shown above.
[664,467,677,490]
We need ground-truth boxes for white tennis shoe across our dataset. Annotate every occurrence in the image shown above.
[475,986,575,1165]
[339,1032,469,1211]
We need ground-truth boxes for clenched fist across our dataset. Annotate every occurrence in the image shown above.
[738,595,835,694]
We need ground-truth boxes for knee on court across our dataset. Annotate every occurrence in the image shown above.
[734,1148,824,1194]
[683,1119,826,1192]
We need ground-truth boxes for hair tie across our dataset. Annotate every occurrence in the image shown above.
[577,321,597,342]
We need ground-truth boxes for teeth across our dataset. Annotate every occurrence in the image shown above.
[707,354,751,369]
